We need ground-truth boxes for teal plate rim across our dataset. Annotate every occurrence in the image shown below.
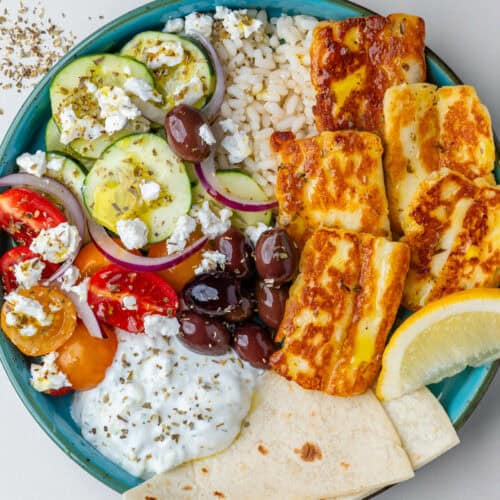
[0,0,498,494]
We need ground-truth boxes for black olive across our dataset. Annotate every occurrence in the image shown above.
[233,323,277,369]
[214,227,253,278]
[255,281,288,329]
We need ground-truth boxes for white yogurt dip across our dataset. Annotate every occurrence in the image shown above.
[72,327,259,478]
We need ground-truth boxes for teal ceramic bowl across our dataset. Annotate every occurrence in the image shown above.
[0,0,498,494]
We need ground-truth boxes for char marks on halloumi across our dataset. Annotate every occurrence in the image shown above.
[270,227,410,397]
[310,14,426,134]
[271,130,390,246]
[402,168,500,309]
[384,84,495,233]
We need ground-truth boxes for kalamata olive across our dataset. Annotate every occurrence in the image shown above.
[164,104,212,162]
[182,272,245,317]
[224,296,253,322]
[233,323,277,369]
[215,227,253,278]
[255,281,288,329]
[179,311,231,355]
[254,229,299,285]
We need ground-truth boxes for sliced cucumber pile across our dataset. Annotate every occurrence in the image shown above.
[121,32,215,112]
[50,54,153,160]
[192,170,272,229]
[83,133,191,243]
[45,152,86,203]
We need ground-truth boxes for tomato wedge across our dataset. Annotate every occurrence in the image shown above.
[56,321,117,391]
[0,286,76,356]
[0,187,67,245]
[88,264,178,333]
[0,246,60,293]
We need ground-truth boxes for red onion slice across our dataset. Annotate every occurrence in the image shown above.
[194,156,278,212]
[67,289,104,339]
[0,173,85,282]
[130,96,166,125]
[87,216,208,272]
[187,32,225,123]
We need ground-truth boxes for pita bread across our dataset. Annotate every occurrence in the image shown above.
[124,372,413,500]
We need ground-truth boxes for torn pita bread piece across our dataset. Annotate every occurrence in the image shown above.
[123,372,414,500]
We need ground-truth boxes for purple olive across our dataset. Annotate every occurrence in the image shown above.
[215,227,253,278]
[164,104,212,162]
[255,281,288,329]
[254,229,299,285]
[179,311,231,355]
[224,296,254,322]
[233,323,277,369]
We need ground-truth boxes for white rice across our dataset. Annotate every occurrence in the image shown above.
[166,9,318,196]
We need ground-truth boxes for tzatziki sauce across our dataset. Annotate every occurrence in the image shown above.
[72,326,259,478]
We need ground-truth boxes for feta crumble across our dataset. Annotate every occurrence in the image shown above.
[84,79,98,94]
[166,215,197,254]
[221,131,252,164]
[59,105,104,145]
[70,278,90,303]
[5,291,52,335]
[190,201,232,239]
[162,17,184,33]
[214,6,263,40]
[173,76,205,107]
[124,77,162,103]
[30,352,71,393]
[144,314,180,338]
[199,124,216,146]
[13,258,45,289]
[140,180,161,202]
[59,265,80,292]
[145,42,184,69]
[122,295,138,311]
[184,12,213,37]
[116,218,149,250]
[194,250,227,275]
[30,222,81,264]
[47,156,64,171]
[96,86,141,135]
[245,222,271,246]
[16,150,46,177]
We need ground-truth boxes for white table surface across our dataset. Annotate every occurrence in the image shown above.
[1,0,499,498]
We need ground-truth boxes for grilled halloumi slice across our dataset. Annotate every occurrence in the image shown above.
[270,227,410,397]
[271,130,391,246]
[384,83,495,233]
[311,14,426,134]
[402,168,500,309]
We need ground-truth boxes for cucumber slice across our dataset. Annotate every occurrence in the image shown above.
[83,133,191,243]
[121,32,215,112]
[45,152,86,203]
[45,118,94,170]
[50,54,153,160]
[192,170,272,230]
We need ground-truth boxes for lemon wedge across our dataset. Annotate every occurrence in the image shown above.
[376,288,500,401]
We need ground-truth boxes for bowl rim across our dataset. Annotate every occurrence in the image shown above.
[0,0,498,494]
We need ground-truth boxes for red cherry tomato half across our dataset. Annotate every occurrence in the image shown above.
[46,386,73,397]
[0,246,60,293]
[0,187,67,245]
[88,264,179,333]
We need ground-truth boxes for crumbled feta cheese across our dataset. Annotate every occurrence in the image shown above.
[214,6,263,40]
[59,265,80,292]
[219,118,237,134]
[96,86,141,135]
[144,314,180,338]
[4,291,52,334]
[16,150,46,177]
[244,222,271,246]
[199,124,216,145]
[70,277,90,303]
[30,352,71,393]
[84,80,98,94]
[124,77,162,102]
[190,201,232,239]
[116,218,149,250]
[122,295,138,310]
[166,215,197,254]
[30,222,81,264]
[59,105,104,145]
[184,12,213,37]
[146,42,184,69]
[221,131,252,163]
[140,180,161,202]
[46,156,64,171]
[173,76,205,106]
[162,17,185,33]
[194,250,227,275]
[13,258,45,289]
